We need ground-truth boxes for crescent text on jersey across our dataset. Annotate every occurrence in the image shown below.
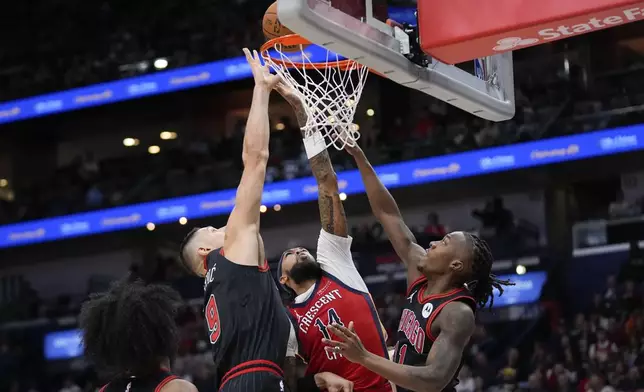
[294,288,343,333]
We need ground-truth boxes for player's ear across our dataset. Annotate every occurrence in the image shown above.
[279,275,288,285]
[449,259,464,273]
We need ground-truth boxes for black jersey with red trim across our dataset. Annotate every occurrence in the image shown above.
[100,369,176,392]
[203,249,291,390]
[392,277,476,392]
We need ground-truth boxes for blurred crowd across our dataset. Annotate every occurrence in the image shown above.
[2,62,644,225]
[1,250,643,392]
[0,0,417,103]
[456,274,644,392]
[0,0,271,102]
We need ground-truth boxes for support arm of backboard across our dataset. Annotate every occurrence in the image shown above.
[278,0,515,121]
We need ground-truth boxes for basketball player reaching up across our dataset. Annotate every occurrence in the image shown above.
[274,83,392,392]
[79,277,198,392]
[177,49,351,392]
[321,143,514,392]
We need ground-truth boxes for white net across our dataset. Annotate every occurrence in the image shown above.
[262,42,369,151]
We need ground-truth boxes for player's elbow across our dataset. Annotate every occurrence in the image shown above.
[242,149,269,167]
[417,369,450,392]
[317,171,339,189]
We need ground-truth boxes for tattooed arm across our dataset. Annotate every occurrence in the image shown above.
[276,85,348,237]
[325,302,475,392]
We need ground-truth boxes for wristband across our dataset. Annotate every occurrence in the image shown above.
[303,130,326,159]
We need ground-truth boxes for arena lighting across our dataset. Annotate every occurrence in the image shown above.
[366,108,375,117]
[1,126,642,250]
[273,204,282,211]
[260,205,267,213]
[160,131,178,140]
[123,137,139,147]
[146,222,156,231]
[516,264,527,275]
[154,58,169,70]
[0,179,7,187]
[148,145,161,154]
[179,217,188,225]
[339,192,347,201]
[275,123,285,131]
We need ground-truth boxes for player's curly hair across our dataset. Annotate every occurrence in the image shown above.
[79,276,183,377]
[463,233,515,309]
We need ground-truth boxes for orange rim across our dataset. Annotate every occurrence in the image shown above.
[260,34,359,71]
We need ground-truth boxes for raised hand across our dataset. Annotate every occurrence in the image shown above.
[243,48,281,91]
[322,321,368,364]
[315,372,354,392]
[274,81,303,108]
[344,141,362,156]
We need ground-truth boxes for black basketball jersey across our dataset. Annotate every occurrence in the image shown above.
[100,369,176,392]
[392,277,475,392]
[203,248,291,390]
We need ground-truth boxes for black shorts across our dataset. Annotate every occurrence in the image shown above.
[220,372,287,392]
[219,360,288,392]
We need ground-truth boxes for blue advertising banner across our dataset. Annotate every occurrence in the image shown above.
[493,271,547,307]
[0,57,254,125]
[44,329,83,360]
[0,126,641,249]
[0,7,420,126]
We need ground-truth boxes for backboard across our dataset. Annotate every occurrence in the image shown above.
[276,0,644,122]
[276,0,516,122]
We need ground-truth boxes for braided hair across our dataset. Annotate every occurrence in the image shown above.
[463,233,514,309]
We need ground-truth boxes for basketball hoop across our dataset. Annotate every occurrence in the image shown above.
[260,34,368,152]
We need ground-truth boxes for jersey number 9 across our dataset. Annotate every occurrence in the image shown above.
[205,294,221,344]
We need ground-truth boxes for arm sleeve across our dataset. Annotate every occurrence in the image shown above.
[286,322,299,357]
[316,229,369,293]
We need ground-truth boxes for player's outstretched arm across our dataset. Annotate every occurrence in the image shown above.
[345,144,425,279]
[224,48,279,266]
[276,85,348,237]
[323,302,475,392]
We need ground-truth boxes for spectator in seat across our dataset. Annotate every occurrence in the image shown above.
[620,280,641,314]
[523,372,546,392]
[586,373,615,392]
[469,325,498,359]
[608,189,638,219]
[424,212,446,237]
[59,377,81,392]
[618,367,644,391]
[498,348,520,387]
[472,352,495,388]
[546,363,576,391]
[472,197,515,238]
[455,365,476,392]
[588,329,618,365]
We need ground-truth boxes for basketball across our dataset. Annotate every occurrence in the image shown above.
[263,2,293,41]
[263,1,301,53]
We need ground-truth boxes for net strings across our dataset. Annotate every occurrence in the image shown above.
[263,43,369,151]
